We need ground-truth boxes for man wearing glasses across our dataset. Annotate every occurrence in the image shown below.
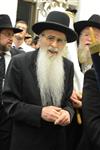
[2,11,77,150]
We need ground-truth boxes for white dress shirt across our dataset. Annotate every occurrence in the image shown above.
[12,42,35,52]
[4,51,11,73]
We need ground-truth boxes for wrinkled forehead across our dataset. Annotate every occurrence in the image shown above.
[41,29,66,38]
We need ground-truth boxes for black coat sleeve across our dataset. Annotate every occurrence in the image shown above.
[2,55,42,127]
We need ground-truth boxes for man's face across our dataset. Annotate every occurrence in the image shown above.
[14,22,27,40]
[39,29,67,58]
[78,27,100,64]
[0,29,14,49]
[25,37,32,46]
[79,27,100,48]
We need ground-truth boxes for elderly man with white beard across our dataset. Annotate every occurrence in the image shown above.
[2,11,77,150]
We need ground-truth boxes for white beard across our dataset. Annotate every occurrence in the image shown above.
[36,48,64,106]
[78,43,92,64]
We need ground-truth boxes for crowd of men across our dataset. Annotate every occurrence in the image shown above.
[0,10,100,150]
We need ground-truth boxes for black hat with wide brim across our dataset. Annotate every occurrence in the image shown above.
[0,14,22,33]
[32,11,77,43]
[74,14,100,36]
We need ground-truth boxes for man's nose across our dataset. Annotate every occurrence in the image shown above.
[51,40,58,47]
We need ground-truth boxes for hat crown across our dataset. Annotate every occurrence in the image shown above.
[32,11,77,42]
[0,14,23,33]
[88,14,100,24]
[0,14,12,28]
[74,14,100,36]
[46,11,70,28]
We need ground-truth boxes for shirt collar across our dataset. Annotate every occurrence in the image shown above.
[5,50,11,56]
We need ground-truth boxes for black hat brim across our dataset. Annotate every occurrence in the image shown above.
[32,22,77,43]
[74,21,100,36]
[0,27,22,33]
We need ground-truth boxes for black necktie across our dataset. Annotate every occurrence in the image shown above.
[0,54,5,102]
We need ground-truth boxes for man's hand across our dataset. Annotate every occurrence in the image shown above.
[70,90,82,108]
[54,109,70,126]
[41,106,71,126]
[41,106,61,122]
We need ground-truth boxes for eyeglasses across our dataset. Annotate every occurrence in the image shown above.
[42,34,66,46]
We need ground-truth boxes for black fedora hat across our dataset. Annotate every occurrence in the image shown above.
[32,11,77,43]
[74,14,100,36]
[0,14,22,33]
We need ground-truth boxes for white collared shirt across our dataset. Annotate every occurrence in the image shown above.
[4,51,11,73]
[12,42,35,52]
[1,51,11,90]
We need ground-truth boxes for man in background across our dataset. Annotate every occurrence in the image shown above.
[31,36,40,49]
[12,20,34,52]
[24,33,33,46]
[75,14,100,150]
[67,14,100,150]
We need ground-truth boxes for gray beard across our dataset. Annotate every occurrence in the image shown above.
[78,45,92,65]
[36,49,64,106]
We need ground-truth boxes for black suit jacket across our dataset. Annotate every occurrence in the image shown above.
[0,48,24,150]
[3,50,74,150]
[78,68,100,150]
[10,47,24,56]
